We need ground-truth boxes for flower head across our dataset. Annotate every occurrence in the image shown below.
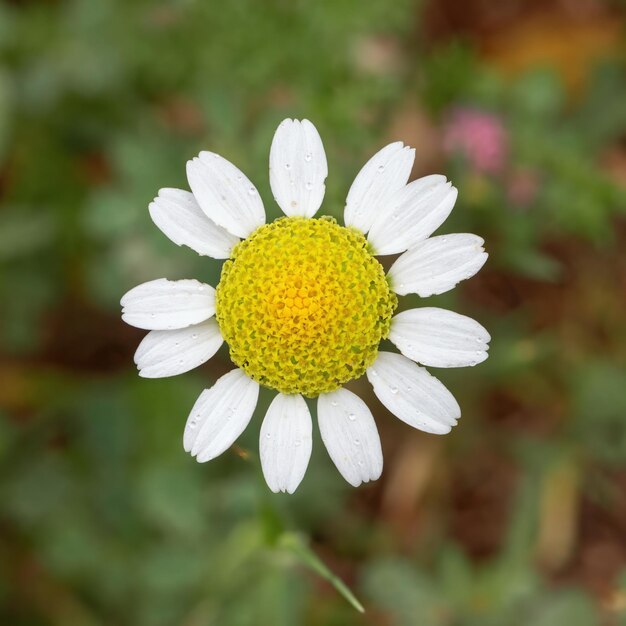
[443,107,508,175]
[121,118,490,493]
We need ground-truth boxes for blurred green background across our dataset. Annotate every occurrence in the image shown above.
[1,0,626,624]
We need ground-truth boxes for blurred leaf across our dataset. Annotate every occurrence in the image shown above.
[529,590,599,626]
[510,68,565,120]
[0,208,57,261]
[361,557,446,625]
[0,67,12,163]
[572,362,626,464]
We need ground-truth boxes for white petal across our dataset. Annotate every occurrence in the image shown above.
[184,369,259,462]
[186,151,265,238]
[367,352,460,435]
[317,388,383,487]
[259,393,312,494]
[388,234,488,297]
[344,142,415,234]
[134,319,223,378]
[389,308,490,368]
[269,119,328,218]
[149,188,239,258]
[121,278,215,330]
[367,177,457,255]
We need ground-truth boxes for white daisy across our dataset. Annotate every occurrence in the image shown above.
[121,118,490,494]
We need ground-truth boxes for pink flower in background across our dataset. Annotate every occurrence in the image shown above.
[443,108,508,175]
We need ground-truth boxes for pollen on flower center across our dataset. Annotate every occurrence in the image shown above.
[215,216,397,397]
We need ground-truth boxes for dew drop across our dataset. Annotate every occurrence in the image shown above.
[377,165,385,173]
[265,432,271,439]
[192,333,198,339]
[150,313,156,318]
[285,163,291,170]
[330,401,338,407]
[305,181,313,190]
[348,413,356,421]
[179,359,184,364]
[369,369,378,377]
[248,187,256,195]
[390,386,399,394]
[304,152,312,162]
[392,213,399,220]
[354,438,361,445]
[174,341,180,347]
[295,439,302,447]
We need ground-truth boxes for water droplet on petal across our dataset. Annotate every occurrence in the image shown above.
[305,181,313,190]
[304,152,312,162]
[295,440,301,447]
[390,386,399,394]
[265,432,271,439]
[377,165,385,173]
[330,401,338,407]
[348,413,356,421]
[192,333,198,339]
[248,187,256,195]
[354,438,361,445]
[285,163,291,170]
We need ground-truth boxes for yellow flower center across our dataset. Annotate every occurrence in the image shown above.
[215,217,397,397]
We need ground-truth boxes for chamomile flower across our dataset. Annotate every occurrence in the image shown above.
[121,119,490,493]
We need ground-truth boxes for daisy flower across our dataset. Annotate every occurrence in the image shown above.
[121,119,490,493]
